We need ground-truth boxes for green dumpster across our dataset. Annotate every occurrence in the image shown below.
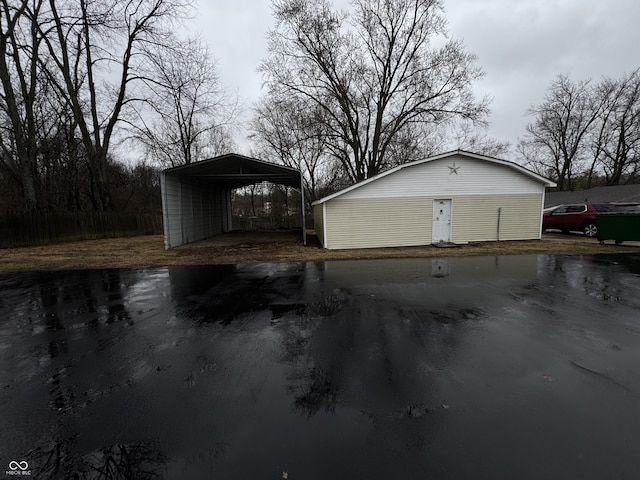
[596,213,640,245]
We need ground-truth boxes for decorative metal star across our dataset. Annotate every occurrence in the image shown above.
[448,161,460,175]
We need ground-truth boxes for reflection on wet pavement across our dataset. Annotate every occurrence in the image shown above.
[1,255,640,479]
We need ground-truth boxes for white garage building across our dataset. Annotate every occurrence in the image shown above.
[313,150,556,250]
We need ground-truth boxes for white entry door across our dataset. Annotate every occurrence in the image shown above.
[432,199,452,243]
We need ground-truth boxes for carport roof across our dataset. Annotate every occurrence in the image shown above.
[162,153,301,189]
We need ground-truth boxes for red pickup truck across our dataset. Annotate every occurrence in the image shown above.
[543,203,640,237]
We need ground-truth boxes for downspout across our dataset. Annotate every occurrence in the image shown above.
[300,172,307,245]
[497,207,502,241]
[179,178,185,246]
[539,188,546,238]
[322,203,327,248]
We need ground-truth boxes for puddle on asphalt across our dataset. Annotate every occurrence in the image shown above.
[2,254,640,479]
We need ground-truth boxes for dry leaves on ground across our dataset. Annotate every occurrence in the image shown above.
[0,233,636,272]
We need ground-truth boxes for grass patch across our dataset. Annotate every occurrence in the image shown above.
[0,233,637,272]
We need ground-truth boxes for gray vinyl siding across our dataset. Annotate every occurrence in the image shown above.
[161,173,231,249]
[322,193,544,249]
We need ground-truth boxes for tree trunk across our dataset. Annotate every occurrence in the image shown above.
[20,161,38,212]
[89,150,113,211]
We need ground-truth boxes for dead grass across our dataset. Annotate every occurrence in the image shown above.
[0,232,638,272]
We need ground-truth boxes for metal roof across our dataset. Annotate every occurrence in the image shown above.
[162,153,302,189]
[312,150,556,205]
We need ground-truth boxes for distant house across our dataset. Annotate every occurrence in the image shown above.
[545,184,640,208]
[312,150,556,250]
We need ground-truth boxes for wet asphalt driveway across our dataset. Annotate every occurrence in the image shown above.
[1,254,640,479]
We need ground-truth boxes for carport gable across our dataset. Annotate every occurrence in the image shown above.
[161,154,303,249]
[165,154,301,189]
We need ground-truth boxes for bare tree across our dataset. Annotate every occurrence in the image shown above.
[129,37,240,167]
[589,69,640,185]
[40,0,192,211]
[450,121,510,158]
[35,92,89,212]
[260,0,489,184]
[251,94,346,209]
[0,0,45,211]
[518,75,607,191]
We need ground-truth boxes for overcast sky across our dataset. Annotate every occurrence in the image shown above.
[193,0,640,156]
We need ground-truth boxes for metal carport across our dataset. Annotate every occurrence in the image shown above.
[160,154,304,249]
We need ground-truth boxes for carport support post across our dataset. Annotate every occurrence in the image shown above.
[300,173,307,245]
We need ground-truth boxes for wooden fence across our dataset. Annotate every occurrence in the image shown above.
[0,213,163,248]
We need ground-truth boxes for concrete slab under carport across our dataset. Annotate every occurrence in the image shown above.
[174,229,307,248]
[161,154,305,249]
